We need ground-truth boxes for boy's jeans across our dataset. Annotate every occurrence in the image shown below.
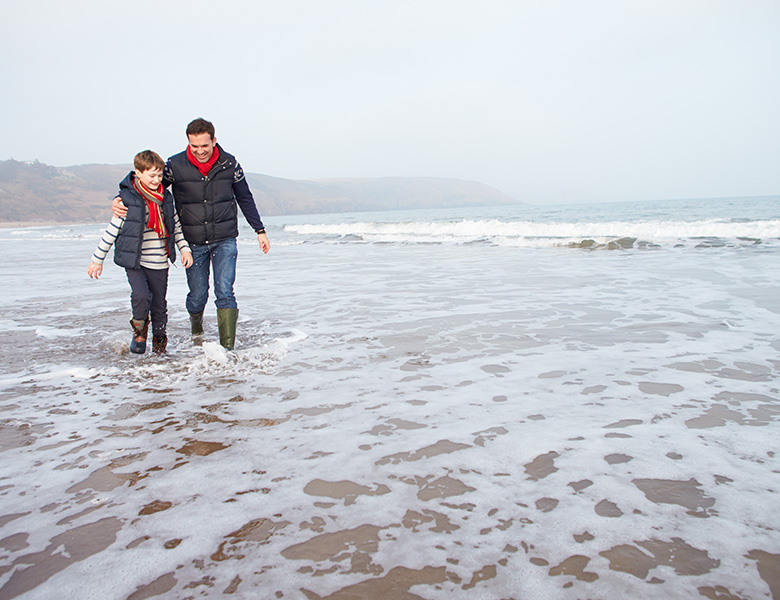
[185,238,238,314]
[126,266,169,338]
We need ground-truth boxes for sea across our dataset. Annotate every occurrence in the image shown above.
[0,196,779,599]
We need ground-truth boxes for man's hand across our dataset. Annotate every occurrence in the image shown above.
[181,251,193,268]
[88,262,103,279]
[257,232,270,254]
[111,196,128,218]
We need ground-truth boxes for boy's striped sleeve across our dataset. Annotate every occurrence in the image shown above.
[91,216,124,265]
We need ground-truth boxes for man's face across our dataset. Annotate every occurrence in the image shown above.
[135,167,163,190]
[188,132,217,163]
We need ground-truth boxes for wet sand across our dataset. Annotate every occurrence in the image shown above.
[1,225,779,599]
[2,355,779,599]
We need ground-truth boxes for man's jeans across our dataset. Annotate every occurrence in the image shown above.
[186,238,238,314]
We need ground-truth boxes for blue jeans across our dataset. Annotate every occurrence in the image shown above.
[186,238,238,314]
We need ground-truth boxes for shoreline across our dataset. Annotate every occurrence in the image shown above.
[0,221,85,228]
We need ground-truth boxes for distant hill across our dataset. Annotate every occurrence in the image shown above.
[0,160,129,223]
[0,159,521,224]
[243,173,521,215]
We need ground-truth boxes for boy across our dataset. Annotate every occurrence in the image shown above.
[88,150,193,354]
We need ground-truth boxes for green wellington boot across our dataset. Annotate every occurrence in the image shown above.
[217,308,239,350]
[189,311,204,336]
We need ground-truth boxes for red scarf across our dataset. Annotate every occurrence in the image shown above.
[132,176,168,239]
[187,144,220,176]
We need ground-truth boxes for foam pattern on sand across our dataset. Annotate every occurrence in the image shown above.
[0,207,779,599]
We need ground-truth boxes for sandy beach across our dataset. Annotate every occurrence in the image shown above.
[1,203,779,599]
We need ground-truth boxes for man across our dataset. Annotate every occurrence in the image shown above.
[113,118,270,350]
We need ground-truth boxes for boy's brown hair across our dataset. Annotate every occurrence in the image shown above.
[134,150,165,172]
[186,117,215,140]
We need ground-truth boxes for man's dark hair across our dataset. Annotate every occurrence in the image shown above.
[186,118,216,140]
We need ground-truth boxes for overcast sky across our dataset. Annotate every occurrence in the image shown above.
[3,0,779,203]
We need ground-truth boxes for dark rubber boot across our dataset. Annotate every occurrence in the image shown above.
[217,308,238,350]
[130,319,149,354]
[152,335,168,354]
[189,311,204,336]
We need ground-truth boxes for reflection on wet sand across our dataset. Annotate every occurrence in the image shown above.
[304,480,391,506]
[301,565,449,600]
[632,478,716,516]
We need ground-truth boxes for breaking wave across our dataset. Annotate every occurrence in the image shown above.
[284,218,780,249]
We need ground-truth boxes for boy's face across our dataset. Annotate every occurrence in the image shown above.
[136,167,163,190]
[188,132,217,163]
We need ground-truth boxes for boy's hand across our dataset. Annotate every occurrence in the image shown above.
[181,251,193,269]
[88,262,103,279]
[257,232,270,254]
[112,196,128,218]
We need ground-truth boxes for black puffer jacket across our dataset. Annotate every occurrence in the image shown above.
[165,146,240,245]
[113,172,176,269]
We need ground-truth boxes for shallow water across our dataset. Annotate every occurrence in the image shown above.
[1,200,779,599]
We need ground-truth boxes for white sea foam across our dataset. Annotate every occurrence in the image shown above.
[0,198,779,599]
[284,217,780,247]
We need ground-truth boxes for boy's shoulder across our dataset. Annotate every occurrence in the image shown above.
[119,186,141,205]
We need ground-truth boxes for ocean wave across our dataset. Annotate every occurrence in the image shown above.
[284,218,780,248]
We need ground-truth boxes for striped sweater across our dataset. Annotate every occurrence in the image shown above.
[91,210,190,270]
